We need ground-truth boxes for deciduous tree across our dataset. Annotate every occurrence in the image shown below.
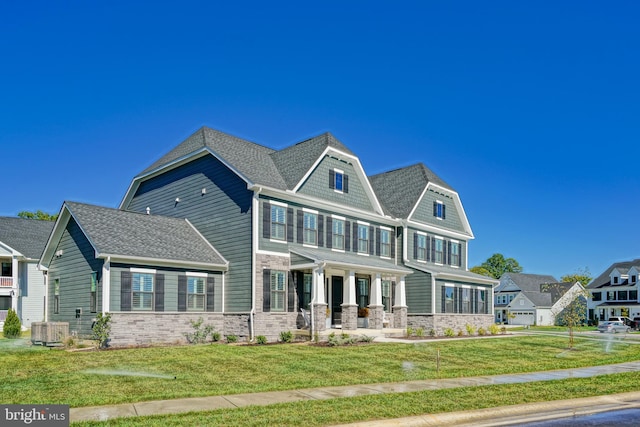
[17,210,58,221]
[472,253,523,279]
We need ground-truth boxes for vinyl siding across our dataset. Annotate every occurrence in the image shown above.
[125,155,252,312]
[406,227,467,269]
[47,217,103,337]
[110,264,223,312]
[405,269,432,313]
[297,155,375,212]
[412,188,466,234]
[18,261,46,327]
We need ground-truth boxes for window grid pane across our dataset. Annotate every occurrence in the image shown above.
[271,271,286,311]
[333,219,345,250]
[358,225,369,253]
[271,206,286,240]
[303,213,318,245]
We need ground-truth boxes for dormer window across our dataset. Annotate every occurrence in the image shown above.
[613,276,619,284]
[632,275,637,284]
[433,201,446,219]
[329,169,349,193]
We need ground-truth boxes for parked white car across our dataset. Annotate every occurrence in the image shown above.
[598,321,630,334]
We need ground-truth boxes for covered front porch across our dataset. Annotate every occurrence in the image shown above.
[290,248,413,334]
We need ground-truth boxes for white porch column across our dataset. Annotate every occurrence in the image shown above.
[344,270,356,305]
[11,256,18,312]
[102,258,111,313]
[371,273,382,306]
[314,267,326,305]
[395,275,407,307]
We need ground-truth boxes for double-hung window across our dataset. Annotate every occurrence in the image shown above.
[462,288,470,313]
[187,276,206,311]
[416,234,427,261]
[303,212,318,246]
[434,201,445,219]
[270,271,286,312]
[357,224,369,254]
[380,229,391,258]
[271,205,286,240]
[332,218,345,250]
[434,238,444,264]
[630,290,638,300]
[450,242,460,266]
[132,273,154,310]
[444,286,454,312]
[592,292,602,301]
[607,291,615,301]
[54,278,60,314]
[382,280,391,312]
[618,290,628,301]
[478,289,486,314]
[301,273,312,309]
[335,171,344,192]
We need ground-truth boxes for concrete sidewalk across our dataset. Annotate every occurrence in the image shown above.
[70,360,640,423]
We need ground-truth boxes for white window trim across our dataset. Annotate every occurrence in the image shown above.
[302,207,318,214]
[333,168,345,193]
[186,271,208,278]
[331,214,346,221]
[434,237,445,265]
[269,200,288,207]
[131,267,156,274]
[357,220,370,226]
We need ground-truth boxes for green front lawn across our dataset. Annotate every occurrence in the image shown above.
[1,334,639,408]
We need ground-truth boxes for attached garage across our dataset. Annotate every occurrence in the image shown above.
[510,311,535,325]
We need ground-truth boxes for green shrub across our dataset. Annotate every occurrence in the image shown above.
[465,324,476,336]
[211,331,221,342]
[358,335,375,343]
[226,335,238,343]
[256,335,267,345]
[415,327,425,337]
[478,327,486,336]
[185,317,214,344]
[489,323,500,335]
[279,330,293,343]
[444,328,455,337]
[429,328,436,337]
[406,327,415,337]
[457,329,464,337]
[92,312,112,349]
[2,308,21,339]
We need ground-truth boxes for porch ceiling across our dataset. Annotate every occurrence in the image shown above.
[290,248,413,276]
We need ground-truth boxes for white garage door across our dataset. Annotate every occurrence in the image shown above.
[511,311,535,325]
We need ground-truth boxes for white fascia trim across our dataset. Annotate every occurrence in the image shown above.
[130,267,157,274]
[0,242,22,257]
[186,271,209,278]
[357,220,370,226]
[302,207,318,214]
[101,255,228,271]
[379,225,393,232]
[407,183,475,238]
[406,219,472,240]
[331,214,346,221]
[256,249,291,258]
[120,148,255,209]
[290,147,386,216]
[185,219,229,268]
[269,200,288,208]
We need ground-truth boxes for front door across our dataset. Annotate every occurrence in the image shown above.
[331,276,343,326]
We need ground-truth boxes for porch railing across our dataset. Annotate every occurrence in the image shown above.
[0,277,13,287]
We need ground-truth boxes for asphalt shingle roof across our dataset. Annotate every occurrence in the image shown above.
[588,259,640,289]
[290,247,412,274]
[499,273,558,292]
[0,217,54,260]
[369,163,454,218]
[65,202,226,267]
[518,282,575,307]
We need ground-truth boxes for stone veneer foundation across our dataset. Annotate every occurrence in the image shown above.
[407,314,494,336]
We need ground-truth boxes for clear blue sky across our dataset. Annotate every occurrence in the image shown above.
[1,1,638,281]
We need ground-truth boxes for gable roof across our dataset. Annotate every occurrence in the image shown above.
[0,217,54,260]
[369,163,453,219]
[498,273,558,292]
[588,259,640,289]
[41,202,227,269]
[516,282,576,308]
[139,127,286,190]
[270,132,355,190]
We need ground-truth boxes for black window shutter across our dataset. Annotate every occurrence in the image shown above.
[287,271,295,312]
[286,208,294,243]
[376,228,381,256]
[431,237,436,261]
[426,235,431,262]
[442,204,446,220]
[263,269,271,312]
[458,288,463,313]
[391,229,396,259]
[473,289,479,314]
[297,210,304,244]
[446,241,452,265]
[392,281,396,308]
[155,274,164,312]
[178,275,187,312]
[441,286,446,313]
[345,221,351,251]
[458,243,463,267]
[262,202,271,239]
[318,215,324,247]
[325,216,332,249]
[120,271,131,311]
[433,201,438,217]
[206,276,215,312]
[369,225,375,255]
[329,170,335,189]
[343,174,349,193]
[413,233,418,259]
[296,271,304,308]
[352,222,358,252]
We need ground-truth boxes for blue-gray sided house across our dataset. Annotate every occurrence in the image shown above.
[587,259,640,323]
[40,127,497,345]
[0,217,53,328]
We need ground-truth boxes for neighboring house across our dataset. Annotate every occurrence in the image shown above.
[506,281,585,326]
[587,259,640,322]
[40,127,497,345]
[0,217,54,327]
[494,273,557,324]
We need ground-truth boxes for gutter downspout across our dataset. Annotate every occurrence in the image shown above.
[250,187,263,342]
